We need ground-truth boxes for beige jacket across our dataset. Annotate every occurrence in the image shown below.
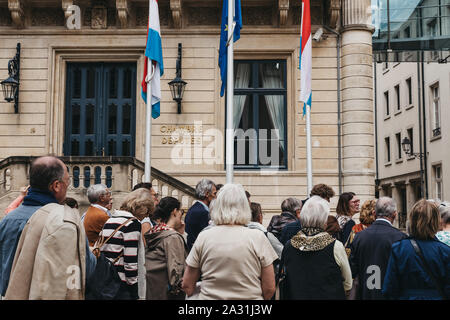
[5,203,86,300]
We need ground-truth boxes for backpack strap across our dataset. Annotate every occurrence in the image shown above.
[409,239,447,300]
[92,217,137,259]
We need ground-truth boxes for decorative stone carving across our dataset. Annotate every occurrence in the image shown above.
[91,5,107,29]
[342,0,374,31]
[116,0,129,28]
[279,0,289,26]
[159,5,169,26]
[0,7,13,26]
[292,5,301,25]
[170,0,182,28]
[242,6,272,25]
[31,8,65,26]
[186,7,219,26]
[136,7,147,26]
[8,0,24,28]
[327,0,340,29]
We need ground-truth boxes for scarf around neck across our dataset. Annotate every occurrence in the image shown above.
[22,187,59,206]
[291,227,335,251]
[148,223,173,234]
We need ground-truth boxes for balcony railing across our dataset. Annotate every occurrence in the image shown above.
[0,156,196,209]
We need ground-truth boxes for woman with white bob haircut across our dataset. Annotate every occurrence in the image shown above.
[279,195,352,299]
[182,183,278,300]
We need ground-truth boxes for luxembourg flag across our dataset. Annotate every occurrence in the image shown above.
[141,0,164,119]
[299,0,312,116]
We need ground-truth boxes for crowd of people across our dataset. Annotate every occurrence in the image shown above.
[0,155,449,300]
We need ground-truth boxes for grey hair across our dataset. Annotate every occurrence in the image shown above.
[375,197,397,218]
[439,202,450,225]
[210,183,251,225]
[281,197,302,214]
[87,184,109,204]
[299,196,330,229]
[195,178,216,200]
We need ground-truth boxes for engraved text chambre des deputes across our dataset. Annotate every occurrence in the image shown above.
[160,124,202,145]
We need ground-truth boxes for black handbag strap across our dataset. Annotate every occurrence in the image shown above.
[409,239,447,299]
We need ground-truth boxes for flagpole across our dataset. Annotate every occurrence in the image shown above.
[225,0,234,184]
[305,102,313,195]
[144,60,153,183]
[300,1,312,195]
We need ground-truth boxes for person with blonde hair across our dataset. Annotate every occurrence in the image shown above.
[383,199,450,300]
[98,188,154,300]
[279,195,352,299]
[182,183,278,300]
[345,199,376,255]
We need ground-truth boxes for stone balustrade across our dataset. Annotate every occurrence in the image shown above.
[0,156,196,214]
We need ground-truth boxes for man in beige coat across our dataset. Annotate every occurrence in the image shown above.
[5,156,87,300]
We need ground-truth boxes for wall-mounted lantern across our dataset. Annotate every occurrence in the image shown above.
[1,43,21,114]
[401,136,423,159]
[168,43,187,114]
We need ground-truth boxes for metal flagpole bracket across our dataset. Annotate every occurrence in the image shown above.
[226,21,236,47]
[146,62,156,83]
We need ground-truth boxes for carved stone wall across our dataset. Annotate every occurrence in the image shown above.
[31,8,65,27]
[0,7,12,26]
[0,0,335,29]
[186,7,220,26]
[291,3,323,26]
[242,6,273,26]
[342,0,372,30]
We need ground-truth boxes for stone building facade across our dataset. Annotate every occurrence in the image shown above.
[0,0,375,222]
[375,60,450,229]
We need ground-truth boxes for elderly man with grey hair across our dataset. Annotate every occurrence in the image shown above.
[185,178,217,250]
[267,197,302,242]
[348,197,407,300]
[83,184,113,246]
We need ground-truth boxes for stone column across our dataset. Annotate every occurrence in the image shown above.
[340,0,375,202]
[405,181,416,229]
[391,184,401,229]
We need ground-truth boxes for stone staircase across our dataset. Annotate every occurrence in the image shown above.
[0,156,196,219]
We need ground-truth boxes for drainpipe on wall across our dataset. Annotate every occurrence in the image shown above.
[373,62,380,198]
[323,25,342,195]
[417,53,427,199]
[421,52,429,199]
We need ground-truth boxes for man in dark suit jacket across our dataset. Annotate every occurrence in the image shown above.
[349,196,407,300]
[185,179,217,250]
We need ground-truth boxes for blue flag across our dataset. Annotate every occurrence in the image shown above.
[219,0,242,97]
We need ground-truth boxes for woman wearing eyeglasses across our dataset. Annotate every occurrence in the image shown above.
[144,196,188,300]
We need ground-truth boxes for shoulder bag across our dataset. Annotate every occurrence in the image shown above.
[275,255,289,300]
[409,239,448,300]
[86,217,136,300]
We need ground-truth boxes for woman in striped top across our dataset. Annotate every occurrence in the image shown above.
[99,188,154,300]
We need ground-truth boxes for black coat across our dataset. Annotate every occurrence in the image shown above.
[280,221,302,246]
[185,201,210,250]
[349,219,407,300]
[267,212,298,242]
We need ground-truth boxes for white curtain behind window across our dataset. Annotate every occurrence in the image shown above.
[261,63,285,151]
[233,63,250,129]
